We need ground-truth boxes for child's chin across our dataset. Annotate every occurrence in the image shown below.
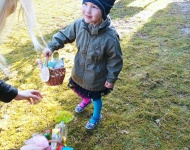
[84,18,92,24]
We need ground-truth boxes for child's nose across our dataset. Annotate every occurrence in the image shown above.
[86,6,91,14]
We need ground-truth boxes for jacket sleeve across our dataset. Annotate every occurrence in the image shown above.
[48,20,78,52]
[0,80,18,103]
[106,35,123,84]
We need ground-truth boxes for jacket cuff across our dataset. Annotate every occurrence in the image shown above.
[6,87,18,103]
[106,78,116,84]
[0,83,18,103]
[48,43,56,53]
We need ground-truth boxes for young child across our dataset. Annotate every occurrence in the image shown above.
[43,0,123,129]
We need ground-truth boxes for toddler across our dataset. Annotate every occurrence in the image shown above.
[43,0,123,129]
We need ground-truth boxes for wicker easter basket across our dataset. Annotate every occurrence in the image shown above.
[40,56,66,86]
[46,67,66,86]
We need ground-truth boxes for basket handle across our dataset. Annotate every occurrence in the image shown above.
[44,57,49,67]
[48,140,64,145]
[45,52,60,69]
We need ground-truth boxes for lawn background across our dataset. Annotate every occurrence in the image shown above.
[0,0,190,149]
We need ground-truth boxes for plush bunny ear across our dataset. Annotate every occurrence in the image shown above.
[0,54,10,77]
[0,0,19,36]
[0,0,13,33]
[0,0,5,12]
[19,0,47,51]
[0,0,47,51]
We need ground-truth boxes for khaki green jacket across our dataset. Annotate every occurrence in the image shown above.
[48,18,123,91]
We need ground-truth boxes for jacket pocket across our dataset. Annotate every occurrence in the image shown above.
[91,49,104,62]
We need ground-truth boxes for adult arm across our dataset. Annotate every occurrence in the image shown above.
[0,80,18,103]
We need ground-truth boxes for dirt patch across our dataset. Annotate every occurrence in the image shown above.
[175,0,190,13]
[174,0,190,34]
[180,27,190,34]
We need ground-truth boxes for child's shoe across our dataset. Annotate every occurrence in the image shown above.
[75,100,92,113]
[85,114,102,130]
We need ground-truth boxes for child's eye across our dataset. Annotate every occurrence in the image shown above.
[83,2,87,6]
[92,6,98,9]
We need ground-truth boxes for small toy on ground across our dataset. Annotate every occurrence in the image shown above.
[20,111,74,150]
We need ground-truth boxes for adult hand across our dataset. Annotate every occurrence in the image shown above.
[43,48,53,57]
[104,81,114,88]
[14,90,43,104]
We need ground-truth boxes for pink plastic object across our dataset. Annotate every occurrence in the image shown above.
[20,134,49,150]
[37,59,43,69]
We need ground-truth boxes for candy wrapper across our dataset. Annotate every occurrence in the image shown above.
[50,121,67,150]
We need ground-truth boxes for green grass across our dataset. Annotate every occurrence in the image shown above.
[0,0,190,149]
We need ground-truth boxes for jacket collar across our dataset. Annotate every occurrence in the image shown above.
[82,17,111,35]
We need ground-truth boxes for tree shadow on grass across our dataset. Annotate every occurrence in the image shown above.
[121,1,190,99]
[111,0,144,20]
[115,1,190,149]
[111,0,159,20]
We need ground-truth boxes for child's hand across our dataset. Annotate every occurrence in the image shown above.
[104,81,114,88]
[43,48,53,57]
[14,90,43,104]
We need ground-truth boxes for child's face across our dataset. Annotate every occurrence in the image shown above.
[82,2,103,26]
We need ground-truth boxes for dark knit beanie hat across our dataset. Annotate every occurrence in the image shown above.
[82,0,115,20]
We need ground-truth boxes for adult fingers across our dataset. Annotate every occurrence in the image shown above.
[27,99,33,105]
[30,90,43,98]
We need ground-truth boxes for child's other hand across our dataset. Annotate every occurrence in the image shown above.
[104,81,114,88]
[14,90,43,104]
[43,48,53,57]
